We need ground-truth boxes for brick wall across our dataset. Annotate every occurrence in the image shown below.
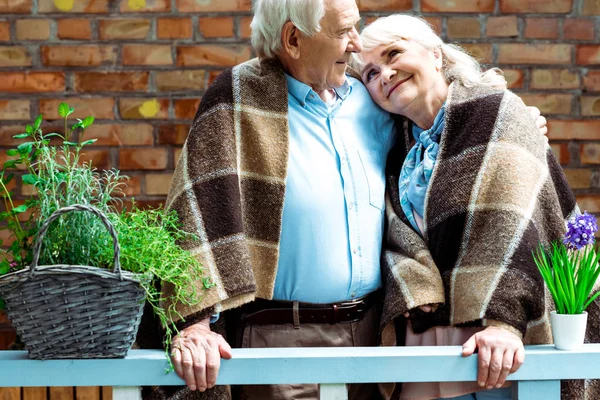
[0,0,599,217]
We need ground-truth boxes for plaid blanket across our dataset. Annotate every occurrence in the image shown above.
[162,57,290,323]
[380,82,600,399]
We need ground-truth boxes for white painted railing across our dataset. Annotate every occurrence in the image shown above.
[2,345,599,399]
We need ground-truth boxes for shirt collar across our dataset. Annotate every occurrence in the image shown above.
[285,73,352,106]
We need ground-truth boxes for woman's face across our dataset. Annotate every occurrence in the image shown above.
[359,39,444,117]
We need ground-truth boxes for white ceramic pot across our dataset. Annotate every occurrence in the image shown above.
[550,311,588,350]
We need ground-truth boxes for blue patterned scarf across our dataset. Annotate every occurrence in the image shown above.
[398,105,446,233]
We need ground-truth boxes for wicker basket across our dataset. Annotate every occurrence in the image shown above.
[0,204,150,359]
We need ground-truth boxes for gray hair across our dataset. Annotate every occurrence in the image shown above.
[250,0,326,59]
[351,14,506,89]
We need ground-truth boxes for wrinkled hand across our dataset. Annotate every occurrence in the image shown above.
[170,317,233,392]
[403,304,437,318]
[527,106,548,136]
[462,326,524,390]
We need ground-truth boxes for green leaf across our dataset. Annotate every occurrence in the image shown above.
[70,122,83,132]
[0,260,9,275]
[2,173,14,185]
[43,133,62,139]
[25,125,33,134]
[6,149,18,157]
[81,116,94,129]
[17,142,33,155]
[63,141,79,146]
[11,205,28,214]
[33,114,43,130]
[80,139,97,146]
[58,103,73,118]
[12,133,29,139]
[3,160,18,169]
[21,174,37,185]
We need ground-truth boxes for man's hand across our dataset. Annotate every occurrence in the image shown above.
[527,106,548,136]
[170,317,233,392]
[462,326,524,390]
[403,304,437,318]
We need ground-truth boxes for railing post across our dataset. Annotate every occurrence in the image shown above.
[513,380,560,400]
[112,387,142,400]
[319,384,348,400]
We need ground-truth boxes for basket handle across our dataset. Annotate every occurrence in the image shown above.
[30,204,122,279]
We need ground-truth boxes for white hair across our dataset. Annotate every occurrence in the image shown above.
[250,0,326,59]
[352,14,506,89]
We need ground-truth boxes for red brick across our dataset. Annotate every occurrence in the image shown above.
[98,19,150,40]
[157,124,190,145]
[0,100,29,120]
[547,120,600,140]
[0,21,9,41]
[0,72,64,93]
[156,70,205,92]
[502,69,524,89]
[57,19,92,40]
[119,149,168,170]
[447,18,481,39]
[145,173,173,195]
[581,96,600,116]
[41,45,117,67]
[78,149,111,170]
[199,17,234,38]
[119,98,169,119]
[422,0,494,12]
[119,0,170,12]
[582,0,600,15]
[530,69,580,89]
[174,148,182,164]
[121,175,142,196]
[208,70,224,85]
[581,143,600,164]
[38,0,108,13]
[358,0,412,11]
[461,44,492,64]
[500,0,573,13]
[39,98,115,120]
[174,99,201,119]
[423,17,442,34]
[517,93,572,115]
[84,124,154,146]
[486,16,518,37]
[564,169,592,189]
[177,45,251,67]
[524,18,559,39]
[157,18,192,39]
[176,0,251,12]
[583,71,600,91]
[576,195,600,213]
[550,143,570,165]
[564,19,595,40]
[123,45,173,66]
[0,152,24,171]
[0,0,31,13]
[74,72,149,92]
[240,16,252,38]
[498,44,571,65]
[577,46,600,65]
[15,19,50,41]
[0,125,30,146]
[0,47,31,67]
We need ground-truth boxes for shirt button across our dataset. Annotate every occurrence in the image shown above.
[352,248,357,254]
[351,292,356,298]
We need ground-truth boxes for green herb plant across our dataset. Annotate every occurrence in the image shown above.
[533,212,600,315]
[0,103,211,363]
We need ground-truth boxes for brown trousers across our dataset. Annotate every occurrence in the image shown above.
[237,306,382,400]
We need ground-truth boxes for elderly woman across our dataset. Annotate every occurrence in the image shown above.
[351,15,578,400]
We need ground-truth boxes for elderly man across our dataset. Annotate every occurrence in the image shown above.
[160,0,547,399]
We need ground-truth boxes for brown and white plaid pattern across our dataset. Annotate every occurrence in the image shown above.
[380,82,600,399]
[162,57,290,323]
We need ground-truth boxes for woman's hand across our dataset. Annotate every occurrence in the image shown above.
[403,304,437,318]
[462,326,524,390]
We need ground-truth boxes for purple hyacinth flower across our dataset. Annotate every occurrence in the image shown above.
[564,212,599,250]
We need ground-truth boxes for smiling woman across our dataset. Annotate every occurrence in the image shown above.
[350,14,583,400]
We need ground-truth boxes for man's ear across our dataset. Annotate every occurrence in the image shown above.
[432,47,443,71]
[281,21,301,59]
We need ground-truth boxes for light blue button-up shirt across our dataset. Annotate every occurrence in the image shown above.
[272,74,395,303]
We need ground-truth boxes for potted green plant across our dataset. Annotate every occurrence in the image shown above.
[533,212,600,350]
[0,104,210,361]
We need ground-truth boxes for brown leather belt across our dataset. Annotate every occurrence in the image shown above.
[243,291,380,326]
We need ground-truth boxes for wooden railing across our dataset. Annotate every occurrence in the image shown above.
[2,345,600,400]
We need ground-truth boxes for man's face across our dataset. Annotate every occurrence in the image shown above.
[295,0,362,91]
